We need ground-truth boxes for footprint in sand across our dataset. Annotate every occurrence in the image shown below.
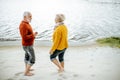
[73,74,79,77]
[7,72,25,80]
[61,75,67,79]
[7,78,27,80]
[51,72,66,80]
[0,61,5,64]
[57,78,63,80]
[58,73,68,79]
[7,78,14,80]
[91,74,96,77]
[59,73,79,79]
[15,72,23,76]
[89,65,93,68]
[90,59,94,61]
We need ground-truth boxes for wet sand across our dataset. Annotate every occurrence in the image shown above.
[0,41,120,80]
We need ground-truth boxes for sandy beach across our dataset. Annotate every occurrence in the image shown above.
[0,0,120,79]
[0,41,120,80]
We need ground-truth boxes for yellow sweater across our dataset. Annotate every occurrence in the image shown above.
[51,24,68,51]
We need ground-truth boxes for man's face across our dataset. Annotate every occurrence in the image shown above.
[26,14,32,22]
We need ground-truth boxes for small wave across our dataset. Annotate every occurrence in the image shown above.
[87,0,120,4]
[0,38,18,41]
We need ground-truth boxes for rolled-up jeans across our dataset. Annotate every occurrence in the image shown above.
[23,45,35,66]
[50,48,66,62]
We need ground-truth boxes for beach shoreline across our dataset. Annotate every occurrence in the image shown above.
[0,40,97,47]
[0,41,120,80]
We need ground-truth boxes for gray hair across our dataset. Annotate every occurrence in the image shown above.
[23,11,31,17]
[56,14,65,22]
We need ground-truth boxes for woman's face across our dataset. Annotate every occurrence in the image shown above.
[55,16,59,23]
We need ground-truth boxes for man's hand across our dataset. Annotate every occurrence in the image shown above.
[34,32,38,37]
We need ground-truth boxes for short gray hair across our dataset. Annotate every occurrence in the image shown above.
[56,14,65,22]
[23,11,31,17]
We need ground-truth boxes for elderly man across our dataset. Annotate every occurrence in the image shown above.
[19,11,38,76]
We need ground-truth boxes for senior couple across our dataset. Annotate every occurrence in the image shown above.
[19,11,68,76]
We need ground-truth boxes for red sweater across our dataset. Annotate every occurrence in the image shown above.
[19,21,35,46]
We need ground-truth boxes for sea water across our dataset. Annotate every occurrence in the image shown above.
[0,0,120,42]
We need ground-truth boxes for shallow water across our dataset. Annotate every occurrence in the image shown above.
[0,0,120,42]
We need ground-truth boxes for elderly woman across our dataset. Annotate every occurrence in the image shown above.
[49,14,68,72]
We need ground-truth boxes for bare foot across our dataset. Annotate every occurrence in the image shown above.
[58,68,64,73]
[29,69,34,71]
[24,73,34,76]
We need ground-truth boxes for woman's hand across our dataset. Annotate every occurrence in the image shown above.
[49,50,54,55]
